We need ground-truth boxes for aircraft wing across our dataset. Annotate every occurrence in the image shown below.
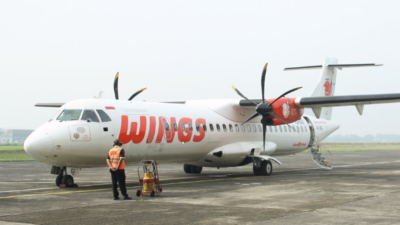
[240,93,400,118]
[35,103,65,107]
[294,93,400,107]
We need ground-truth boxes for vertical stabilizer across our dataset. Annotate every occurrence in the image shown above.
[308,57,338,120]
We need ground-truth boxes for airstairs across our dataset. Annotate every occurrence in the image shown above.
[309,143,332,170]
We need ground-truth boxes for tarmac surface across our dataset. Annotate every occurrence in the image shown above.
[0,150,400,225]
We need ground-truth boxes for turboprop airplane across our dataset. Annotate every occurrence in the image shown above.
[24,57,400,187]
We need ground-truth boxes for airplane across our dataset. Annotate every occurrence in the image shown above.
[24,57,400,187]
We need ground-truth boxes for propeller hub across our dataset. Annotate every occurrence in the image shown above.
[256,102,273,115]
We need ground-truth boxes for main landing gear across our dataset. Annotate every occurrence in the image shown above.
[252,158,273,176]
[183,164,202,174]
[51,166,77,188]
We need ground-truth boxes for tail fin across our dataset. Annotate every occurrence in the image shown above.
[309,57,338,120]
[284,57,382,120]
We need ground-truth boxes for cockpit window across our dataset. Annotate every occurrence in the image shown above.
[96,109,112,122]
[81,110,100,122]
[57,109,82,121]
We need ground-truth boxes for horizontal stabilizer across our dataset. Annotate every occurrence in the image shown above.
[284,63,382,71]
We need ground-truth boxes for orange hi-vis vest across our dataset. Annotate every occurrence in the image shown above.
[108,146,126,170]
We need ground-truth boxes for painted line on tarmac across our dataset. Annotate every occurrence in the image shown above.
[0,176,263,199]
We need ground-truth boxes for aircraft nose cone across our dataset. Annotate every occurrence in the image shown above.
[24,129,53,163]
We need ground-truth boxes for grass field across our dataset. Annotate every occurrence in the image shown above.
[0,144,34,162]
[321,142,400,152]
[0,142,399,162]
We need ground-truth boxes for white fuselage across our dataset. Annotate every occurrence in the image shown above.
[24,98,339,169]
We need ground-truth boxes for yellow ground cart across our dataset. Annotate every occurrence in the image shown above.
[136,159,162,197]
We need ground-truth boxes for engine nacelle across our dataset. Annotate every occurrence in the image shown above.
[265,97,304,125]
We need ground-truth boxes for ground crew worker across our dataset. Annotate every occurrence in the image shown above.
[106,139,132,200]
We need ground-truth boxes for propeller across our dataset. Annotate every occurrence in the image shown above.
[114,72,119,100]
[113,72,147,100]
[232,63,302,151]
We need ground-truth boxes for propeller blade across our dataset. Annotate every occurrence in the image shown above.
[114,72,119,100]
[128,88,147,101]
[262,122,266,151]
[232,85,258,106]
[241,112,260,125]
[261,63,268,102]
[267,86,302,107]
[269,112,297,132]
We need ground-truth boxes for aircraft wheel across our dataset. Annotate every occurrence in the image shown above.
[55,174,63,187]
[62,175,74,187]
[150,190,155,197]
[191,166,202,174]
[260,160,273,176]
[265,160,273,176]
[183,164,191,173]
[253,165,261,176]
[136,190,141,197]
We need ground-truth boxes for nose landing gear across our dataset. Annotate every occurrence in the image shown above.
[51,166,78,188]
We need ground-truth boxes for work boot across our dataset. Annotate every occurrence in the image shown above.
[123,196,132,200]
[114,197,120,200]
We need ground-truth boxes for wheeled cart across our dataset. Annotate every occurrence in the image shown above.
[136,159,162,197]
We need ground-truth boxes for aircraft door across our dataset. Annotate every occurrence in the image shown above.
[303,116,315,147]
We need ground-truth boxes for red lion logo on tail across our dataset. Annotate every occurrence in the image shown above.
[324,81,332,96]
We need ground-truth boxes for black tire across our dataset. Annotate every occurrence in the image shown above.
[136,190,141,197]
[150,190,155,197]
[260,160,273,176]
[253,165,261,176]
[55,174,63,187]
[190,165,202,174]
[62,175,74,187]
[194,166,202,174]
[265,160,273,176]
[183,164,191,173]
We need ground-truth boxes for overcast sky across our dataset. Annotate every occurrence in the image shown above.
[1,0,400,135]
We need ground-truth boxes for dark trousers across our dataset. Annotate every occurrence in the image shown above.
[110,169,127,197]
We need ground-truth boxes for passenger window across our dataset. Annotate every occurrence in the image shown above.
[247,124,251,132]
[296,126,300,132]
[288,125,292,132]
[57,109,82,121]
[304,126,307,132]
[252,124,256,132]
[216,124,221,132]
[164,123,170,132]
[195,123,200,132]
[210,124,214,132]
[300,126,304,132]
[81,110,100,122]
[284,125,287,132]
[274,126,278,132]
[269,126,273,132]
[173,123,178,132]
[241,125,245,132]
[180,123,185,132]
[96,110,112,122]
[235,124,239,132]
[229,124,233,132]
[279,126,282,132]
[188,123,193,132]
[222,124,227,132]
[202,124,207,132]
[258,125,262,132]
